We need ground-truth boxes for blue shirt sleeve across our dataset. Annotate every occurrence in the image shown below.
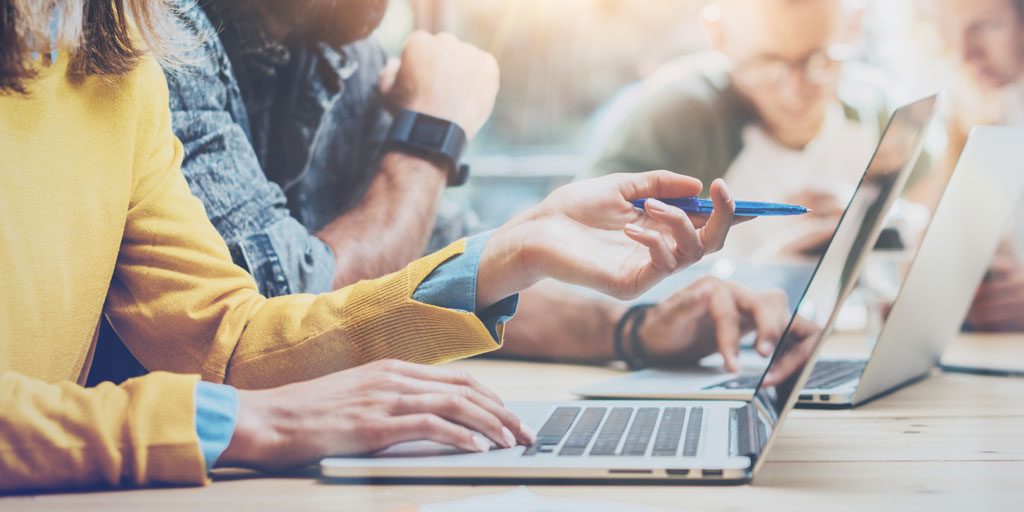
[413,231,520,342]
[194,381,239,471]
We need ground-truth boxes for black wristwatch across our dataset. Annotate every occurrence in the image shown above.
[384,109,470,187]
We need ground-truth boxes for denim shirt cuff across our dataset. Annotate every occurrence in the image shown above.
[194,381,239,471]
[412,231,519,342]
[227,216,336,298]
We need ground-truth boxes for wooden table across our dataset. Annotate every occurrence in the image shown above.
[6,334,1024,511]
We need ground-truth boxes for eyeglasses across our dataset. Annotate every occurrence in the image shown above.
[731,44,856,87]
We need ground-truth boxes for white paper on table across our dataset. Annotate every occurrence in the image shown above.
[420,486,668,512]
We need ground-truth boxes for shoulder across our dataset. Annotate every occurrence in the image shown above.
[627,52,742,127]
[590,52,748,177]
[131,57,173,105]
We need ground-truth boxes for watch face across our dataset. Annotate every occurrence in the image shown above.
[411,115,449,146]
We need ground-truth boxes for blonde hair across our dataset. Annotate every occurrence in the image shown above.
[1,0,197,94]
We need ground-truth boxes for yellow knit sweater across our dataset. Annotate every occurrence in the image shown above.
[0,57,503,493]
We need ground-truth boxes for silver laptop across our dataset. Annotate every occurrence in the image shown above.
[318,103,936,486]
[830,125,1024,405]
[576,96,937,403]
[709,125,1024,407]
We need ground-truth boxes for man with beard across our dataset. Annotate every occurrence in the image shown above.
[89,0,792,378]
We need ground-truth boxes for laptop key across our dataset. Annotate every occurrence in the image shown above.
[523,406,580,456]
[588,407,633,456]
[558,407,607,456]
[682,407,704,457]
[621,407,660,456]
[652,407,687,456]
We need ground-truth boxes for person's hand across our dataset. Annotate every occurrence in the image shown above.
[762,315,822,387]
[775,189,844,257]
[217,360,535,472]
[966,253,1024,332]
[379,31,499,140]
[477,172,738,307]
[636,277,791,372]
[787,189,845,219]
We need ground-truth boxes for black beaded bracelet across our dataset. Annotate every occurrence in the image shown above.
[628,305,652,370]
[612,308,635,365]
[613,304,655,370]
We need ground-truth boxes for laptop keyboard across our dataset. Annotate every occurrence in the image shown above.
[709,359,867,390]
[524,406,704,457]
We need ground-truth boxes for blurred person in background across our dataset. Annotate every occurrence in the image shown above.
[916,0,1024,331]
[587,0,896,260]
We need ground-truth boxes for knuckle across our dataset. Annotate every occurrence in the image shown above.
[503,408,521,428]
[443,393,465,412]
[451,369,472,385]
[359,418,387,448]
[370,372,399,389]
[419,414,443,432]
[385,393,405,412]
[407,30,430,46]
[719,306,740,322]
[377,359,401,371]
[483,416,504,434]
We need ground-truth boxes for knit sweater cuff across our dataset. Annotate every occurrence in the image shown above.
[342,238,507,365]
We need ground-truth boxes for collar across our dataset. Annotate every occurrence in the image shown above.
[203,0,291,76]
[203,0,356,86]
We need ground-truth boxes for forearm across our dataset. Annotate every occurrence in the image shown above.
[317,152,447,288]
[494,281,626,363]
[0,372,206,492]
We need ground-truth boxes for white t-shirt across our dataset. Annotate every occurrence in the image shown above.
[718,105,880,260]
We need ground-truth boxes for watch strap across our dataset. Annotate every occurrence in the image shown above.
[385,109,470,187]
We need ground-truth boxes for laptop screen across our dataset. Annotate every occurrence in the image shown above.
[747,95,938,467]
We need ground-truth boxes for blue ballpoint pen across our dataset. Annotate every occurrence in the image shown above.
[629,197,810,217]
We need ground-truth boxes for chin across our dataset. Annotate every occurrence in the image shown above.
[968,67,1013,91]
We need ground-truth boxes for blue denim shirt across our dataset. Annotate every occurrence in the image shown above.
[166,1,476,298]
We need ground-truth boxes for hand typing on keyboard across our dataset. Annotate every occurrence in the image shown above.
[633,277,791,372]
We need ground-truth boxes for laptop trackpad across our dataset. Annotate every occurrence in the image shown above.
[700,350,770,372]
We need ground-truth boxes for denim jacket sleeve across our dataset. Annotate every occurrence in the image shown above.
[164,4,335,297]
